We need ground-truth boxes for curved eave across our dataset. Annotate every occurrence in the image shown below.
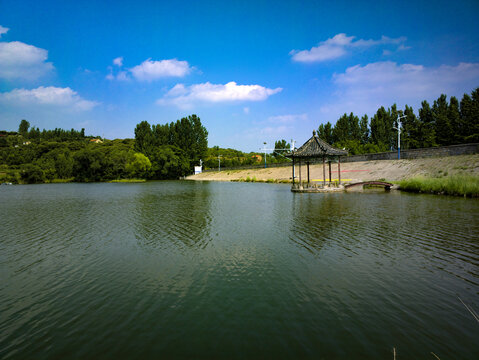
[285,135,348,158]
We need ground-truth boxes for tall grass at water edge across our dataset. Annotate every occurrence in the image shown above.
[398,175,479,197]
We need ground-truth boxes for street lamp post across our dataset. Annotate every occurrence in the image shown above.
[394,114,407,159]
[217,155,222,172]
[259,141,294,169]
[263,142,267,168]
[291,139,296,181]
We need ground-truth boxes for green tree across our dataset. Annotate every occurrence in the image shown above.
[73,147,106,182]
[348,112,361,141]
[418,101,436,148]
[318,122,333,144]
[134,121,154,157]
[126,152,152,178]
[54,152,74,179]
[332,113,350,143]
[20,164,45,184]
[401,105,420,149]
[433,94,452,145]
[171,114,208,169]
[273,139,290,158]
[460,88,479,142]
[359,115,369,144]
[149,145,190,179]
[0,136,7,148]
[18,119,30,137]
[448,96,461,144]
[370,107,390,150]
[388,104,399,150]
[470,88,479,142]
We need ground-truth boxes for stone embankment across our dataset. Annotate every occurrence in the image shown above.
[187,154,479,183]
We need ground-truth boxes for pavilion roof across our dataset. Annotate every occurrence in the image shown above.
[286,130,348,158]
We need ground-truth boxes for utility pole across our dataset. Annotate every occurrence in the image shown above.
[394,114,407,159]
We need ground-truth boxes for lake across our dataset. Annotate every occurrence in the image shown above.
[1,181,478,359]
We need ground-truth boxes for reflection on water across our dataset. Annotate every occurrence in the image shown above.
[0,182,478,359]
[133,181,213,250]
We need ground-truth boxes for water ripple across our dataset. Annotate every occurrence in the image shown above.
[1,183,478,359]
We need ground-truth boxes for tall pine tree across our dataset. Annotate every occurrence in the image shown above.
[359,115,369,144]
[402,105,420,149]
[418,101,436,148]
[433,94,453,145]
[448,96,461,144]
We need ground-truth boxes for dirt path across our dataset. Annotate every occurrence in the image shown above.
[187,154,479,183]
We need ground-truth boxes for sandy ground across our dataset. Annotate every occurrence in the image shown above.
[187,154,479,183]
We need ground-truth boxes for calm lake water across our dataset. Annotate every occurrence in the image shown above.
[1,181,478,359]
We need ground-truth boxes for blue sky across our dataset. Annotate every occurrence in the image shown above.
[1,0,478,151]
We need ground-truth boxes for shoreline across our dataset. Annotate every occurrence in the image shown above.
[187,155,479,197]
[187,154,479,183]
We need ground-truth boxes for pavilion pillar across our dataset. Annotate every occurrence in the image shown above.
[322,156,326,188]
[338,157,341,185]
[292,157,295,185]
[298,159,302,186]
[328,160,332,186]
[307,161,310,187]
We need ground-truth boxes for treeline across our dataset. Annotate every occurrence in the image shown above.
[133,114,208,177]
[0,136,151,183]
[203,146,288,169]
[18,119,87,141]
[318,88,479,154]
[0,120,89,148]
[0,115,208,184]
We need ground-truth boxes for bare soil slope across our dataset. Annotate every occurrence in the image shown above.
[187,154,479,183]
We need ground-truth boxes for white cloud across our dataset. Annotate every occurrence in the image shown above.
[260,126,291,136]
[106,65,127,81]
[242,125,293,143]
[243,107,250,114]
[167,83,188,96]
[115,70,129,81]
[113,56,123,67]
[321,61,479,118]
[290,33,407,63]
[239,114,309,146]
[129,58,191,81]
[0,41,54,80]
[107,57,192,82]
[158,81,282,108]
[352,35,406,48]
[397,44,410,51]
[0,86,99,111]
[0,25,9,38]
[268,113,308,123]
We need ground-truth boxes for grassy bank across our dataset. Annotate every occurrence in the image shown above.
[108,179,147,183]
[398,175,479,197]
[230,176,291,184]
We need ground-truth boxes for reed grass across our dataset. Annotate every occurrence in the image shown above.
[236,177,291,184]
[398,175,479,197]
[49,178,74,183]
